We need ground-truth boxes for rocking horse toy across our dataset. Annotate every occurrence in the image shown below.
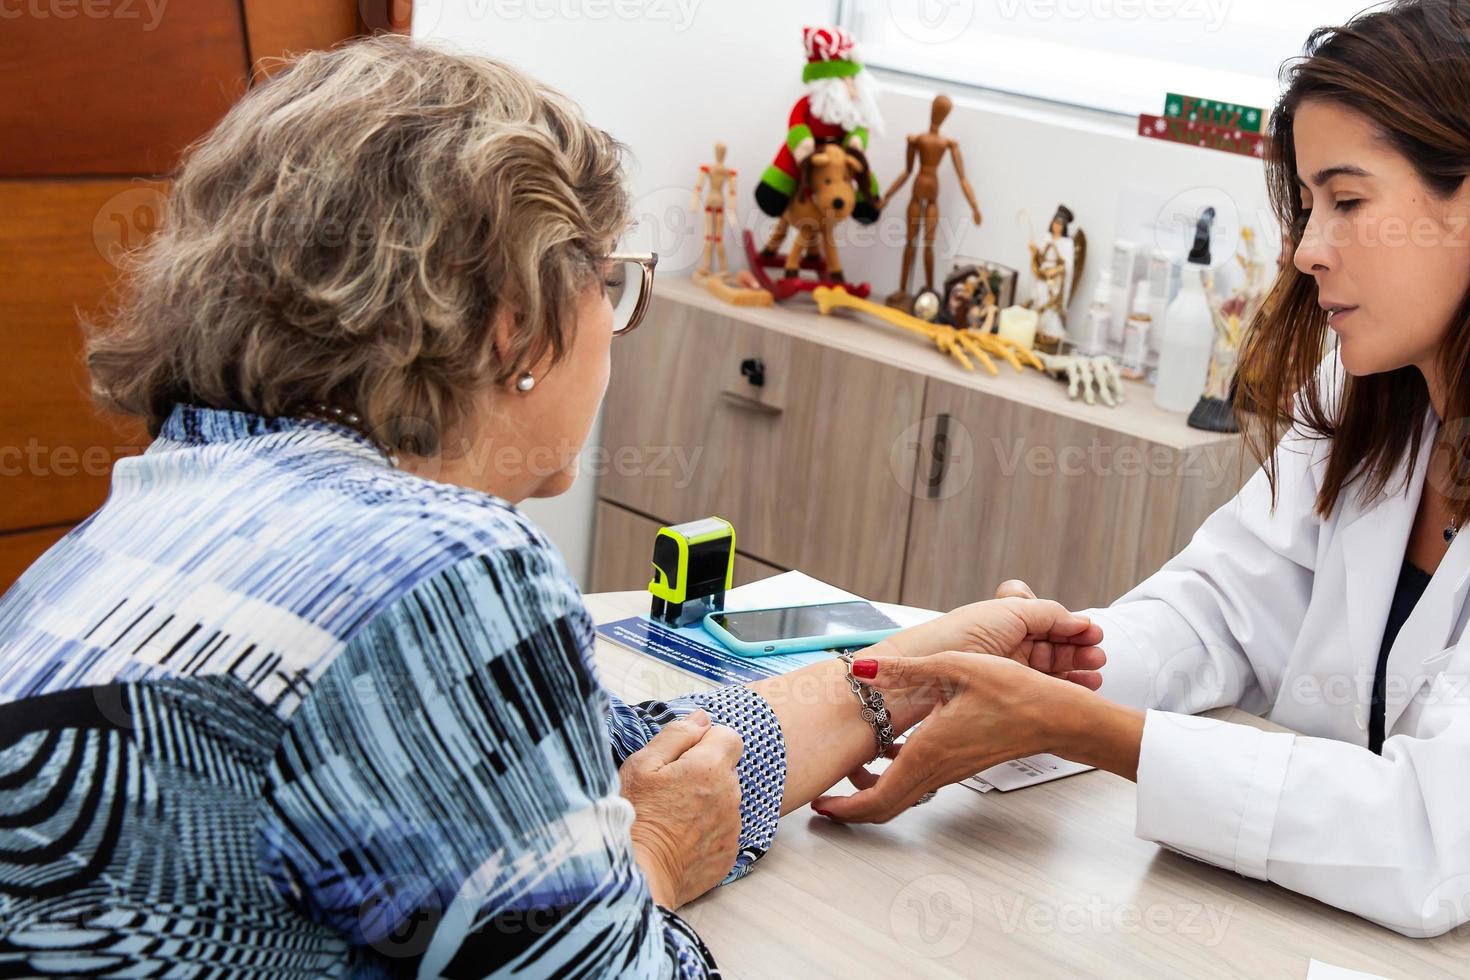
[743,141,874,301]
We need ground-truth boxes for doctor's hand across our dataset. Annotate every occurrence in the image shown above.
[813,653,1144,824]
[829,590,1106,805]
[815,654,1077,823]
[882,588,1106,690]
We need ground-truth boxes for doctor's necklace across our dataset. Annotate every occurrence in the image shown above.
[1448,516,1461,544]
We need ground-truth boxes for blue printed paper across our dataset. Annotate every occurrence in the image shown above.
[596,616,831,684]
[594,570,937,685]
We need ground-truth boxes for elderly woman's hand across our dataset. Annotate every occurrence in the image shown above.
[619,710,744,909]
[882,581,1106,689]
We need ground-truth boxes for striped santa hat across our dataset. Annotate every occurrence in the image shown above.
[802,25,862,82]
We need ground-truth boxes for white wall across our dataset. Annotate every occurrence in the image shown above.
[416,1,1277,587]
[847,75,1279,333]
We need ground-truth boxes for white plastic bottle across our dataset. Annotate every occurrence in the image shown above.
[1154,208,1219,413]
[1119,285,1152,380]
[1107,239,1139,346]
[1145,249,1173,361]
[1072,269,1112,356]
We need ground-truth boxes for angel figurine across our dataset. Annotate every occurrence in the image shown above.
[1027,204,1087,355]
[691,141,739,281]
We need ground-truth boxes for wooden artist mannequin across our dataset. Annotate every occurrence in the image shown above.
[880,94,982,310]
[691,141,738,280]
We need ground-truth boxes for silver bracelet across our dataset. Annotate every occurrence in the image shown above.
[836,650,895,760]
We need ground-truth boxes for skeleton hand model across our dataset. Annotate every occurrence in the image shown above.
[1037,353,1125,407]
[812,287,1044,376]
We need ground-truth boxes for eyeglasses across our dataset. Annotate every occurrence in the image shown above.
[605,252,658,336]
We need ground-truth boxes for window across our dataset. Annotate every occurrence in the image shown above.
[843,0,1378,117]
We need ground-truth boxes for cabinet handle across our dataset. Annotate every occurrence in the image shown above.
[720,391,783,417]
[740,358,766,387]
[926,413,951,499]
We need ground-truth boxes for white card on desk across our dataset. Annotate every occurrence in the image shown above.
[1305,960,1391,980]
[963,754,1095,793]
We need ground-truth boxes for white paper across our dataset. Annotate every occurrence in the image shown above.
[1305,960,1392,980]
[723,570,939,630]
[963,753,1095,793]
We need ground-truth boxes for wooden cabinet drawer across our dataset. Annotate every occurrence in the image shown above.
[900,379,1248,613]
[589,502,784,594]
[598,296,925,601]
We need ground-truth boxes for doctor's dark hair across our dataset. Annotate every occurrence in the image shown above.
[1241,0,1470,519]
[85,35,630,456]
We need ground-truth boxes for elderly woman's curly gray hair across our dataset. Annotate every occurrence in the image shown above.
[86,34,631,455]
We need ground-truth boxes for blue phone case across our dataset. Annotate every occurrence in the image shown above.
[701,606,901,657]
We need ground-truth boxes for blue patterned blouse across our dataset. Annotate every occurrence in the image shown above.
[0,404,788,978]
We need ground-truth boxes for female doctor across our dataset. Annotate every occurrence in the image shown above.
[812,0,1470,938]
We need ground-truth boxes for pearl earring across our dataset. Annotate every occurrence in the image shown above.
[516,372,536,392]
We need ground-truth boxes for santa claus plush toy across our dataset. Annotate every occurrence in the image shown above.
[755,25,884,224]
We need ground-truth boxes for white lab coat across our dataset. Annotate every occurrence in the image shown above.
[1085,353,1470,938]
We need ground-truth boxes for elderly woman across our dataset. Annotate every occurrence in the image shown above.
[0,37,1104,977]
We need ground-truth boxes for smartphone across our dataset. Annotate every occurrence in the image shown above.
[702,600,902,657]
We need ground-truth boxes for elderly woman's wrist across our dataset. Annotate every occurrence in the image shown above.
[630,837,680,908]
[883,691,931,733]
[868,631,927,661]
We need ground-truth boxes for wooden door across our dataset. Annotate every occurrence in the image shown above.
[0,1,378,591]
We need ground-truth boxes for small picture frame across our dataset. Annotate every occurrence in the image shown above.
[954,257,1018,310]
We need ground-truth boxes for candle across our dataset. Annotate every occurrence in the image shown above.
[997,306,1039,350]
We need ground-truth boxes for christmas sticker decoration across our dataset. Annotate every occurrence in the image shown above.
[1164,93,1266,133]
[1138,113,1266,160]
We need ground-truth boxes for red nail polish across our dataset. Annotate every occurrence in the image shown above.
[852,658,878,679]
[815,808,834,818]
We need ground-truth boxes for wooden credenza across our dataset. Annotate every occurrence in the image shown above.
[592,277,1251,612]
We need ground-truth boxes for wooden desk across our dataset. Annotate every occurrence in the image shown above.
[586,589,1470,979]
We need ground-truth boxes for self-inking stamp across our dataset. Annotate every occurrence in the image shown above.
[648,517,736,628]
